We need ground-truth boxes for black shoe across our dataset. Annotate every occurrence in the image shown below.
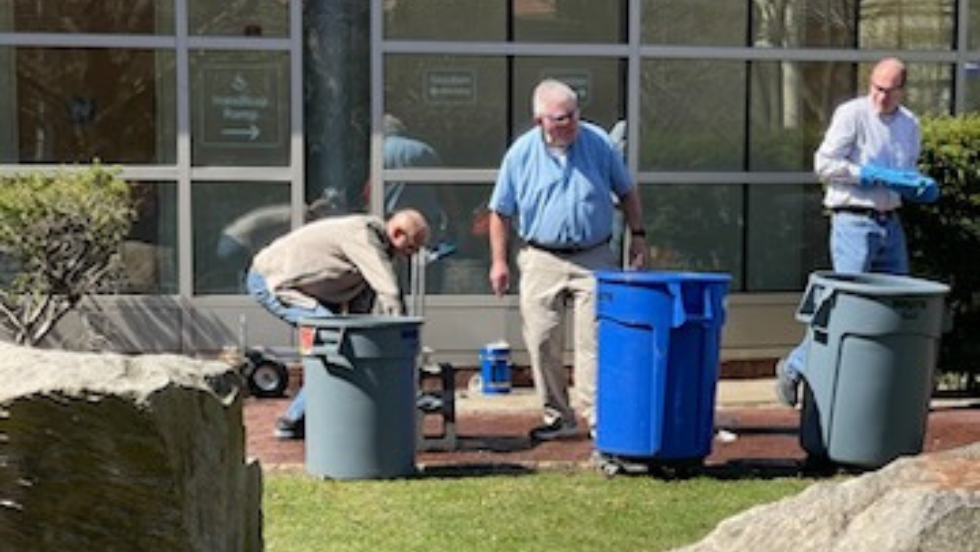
[529,419,579,442]
[274,417,305,440]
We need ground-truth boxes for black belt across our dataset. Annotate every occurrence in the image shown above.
[526,237,610,255]
[830,206,896,221]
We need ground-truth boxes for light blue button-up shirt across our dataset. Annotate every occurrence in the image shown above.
[489,121,633,249]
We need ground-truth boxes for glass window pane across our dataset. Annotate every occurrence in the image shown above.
[642,184,744,290]
[751,0,856,49]
[385,183,495,296]
[750,61,855,171]
[513,58,626,134]
[896,63,952,117]
[2,47,176,164]
[2,0,174,34]
[643,0,747,46]
[746,184,828,291]
[121,182,178,295]
[191,50,290,167]
[964,63,980,112]
[640,60,746,171]
[385,0,506,40]
[859,0,954,51]
[514,0,626,43]
[193,181,293,295]
[189,0,288,37]
[385,55,508,168]
[971,7,980,49]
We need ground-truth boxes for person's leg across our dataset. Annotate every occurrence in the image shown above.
[246,269,331,438]
[874,215,910,275]
[568,246,615,432]
[830,212,875,273]
[777,212,874,407]
[518,248,576,439]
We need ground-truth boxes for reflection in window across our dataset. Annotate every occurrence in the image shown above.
[750,61,855,171]
[120,182,178,295]
[641,185,744,290]
[189,0,289,37]
[513,0,625,43]
[385,183,494,295]
[8,48,176,164]
[3,0,171,34]
[386,55,508,168]
[860,0,954,51]
[385,0,506,40]
[751,0,856,49]
[190,50,290,167]
[384,0,624,43]
[640,60,746,171]
[746,184,828,291]
[193,181,294,295]
[643,0,747,46]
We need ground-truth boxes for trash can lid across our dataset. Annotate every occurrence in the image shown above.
[298,315,424,329]
[595,270,732,285]
[810,271,949,296]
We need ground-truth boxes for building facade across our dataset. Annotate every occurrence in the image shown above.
[0,0,976,365]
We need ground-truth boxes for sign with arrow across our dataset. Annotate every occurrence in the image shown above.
[201,64,283,149]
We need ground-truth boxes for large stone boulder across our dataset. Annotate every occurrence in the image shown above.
[0,343,262,552]
[673,443,980,552]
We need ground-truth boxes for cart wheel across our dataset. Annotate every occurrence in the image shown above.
[600,461,624,478]
[659,460,703,480]
[245,359,289,398]
[592,452,624,478]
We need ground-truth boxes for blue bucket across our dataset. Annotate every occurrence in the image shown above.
[479,342,511,395]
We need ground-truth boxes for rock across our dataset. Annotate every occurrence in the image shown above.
[0,343,261,552]
[672,443,980,552]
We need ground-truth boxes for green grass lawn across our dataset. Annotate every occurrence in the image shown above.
[263,469,812,552]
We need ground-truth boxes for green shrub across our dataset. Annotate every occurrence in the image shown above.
[0,163,136,346]
[907,114,980,390]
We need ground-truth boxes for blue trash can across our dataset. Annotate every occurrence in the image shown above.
[298,315,423,480]
[796,271,949,468]
[479,341,511,394]
[595,271,731,462]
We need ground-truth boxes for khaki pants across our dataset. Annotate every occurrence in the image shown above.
[517,245,616,429]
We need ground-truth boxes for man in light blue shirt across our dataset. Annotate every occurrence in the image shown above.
[488,79,645,441]
[777,57,924,406]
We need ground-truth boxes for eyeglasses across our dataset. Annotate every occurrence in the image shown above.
[872,83,903,95]
[541,109,579,124]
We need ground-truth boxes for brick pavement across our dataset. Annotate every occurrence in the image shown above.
[244,382,980,476]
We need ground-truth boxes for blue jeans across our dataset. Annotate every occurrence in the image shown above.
[784,211,909,379]
[246,270,333,422]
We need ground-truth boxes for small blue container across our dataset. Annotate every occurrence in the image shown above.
[479,342,511,395]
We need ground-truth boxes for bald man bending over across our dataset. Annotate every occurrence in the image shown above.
[247,209,430,439]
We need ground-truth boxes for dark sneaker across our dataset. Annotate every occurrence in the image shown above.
[529,419,579,442]
[274,417,305,440]
[774,358,799,408]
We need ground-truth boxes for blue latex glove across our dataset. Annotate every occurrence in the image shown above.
[858,164,939,204]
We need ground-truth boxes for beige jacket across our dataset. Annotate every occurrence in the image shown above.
[251,215,404,315]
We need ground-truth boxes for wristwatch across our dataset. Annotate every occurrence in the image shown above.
[630,228,646,237]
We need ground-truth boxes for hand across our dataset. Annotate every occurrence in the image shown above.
[489,262,509,297]
[627,236,647,270]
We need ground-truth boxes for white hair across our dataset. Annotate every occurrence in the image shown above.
[532,79,578,117]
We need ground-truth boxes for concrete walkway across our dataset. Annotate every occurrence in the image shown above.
[458,378,787,413]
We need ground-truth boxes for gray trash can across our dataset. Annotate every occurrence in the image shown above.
[299,315,423,479]
[796,271,949,468]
